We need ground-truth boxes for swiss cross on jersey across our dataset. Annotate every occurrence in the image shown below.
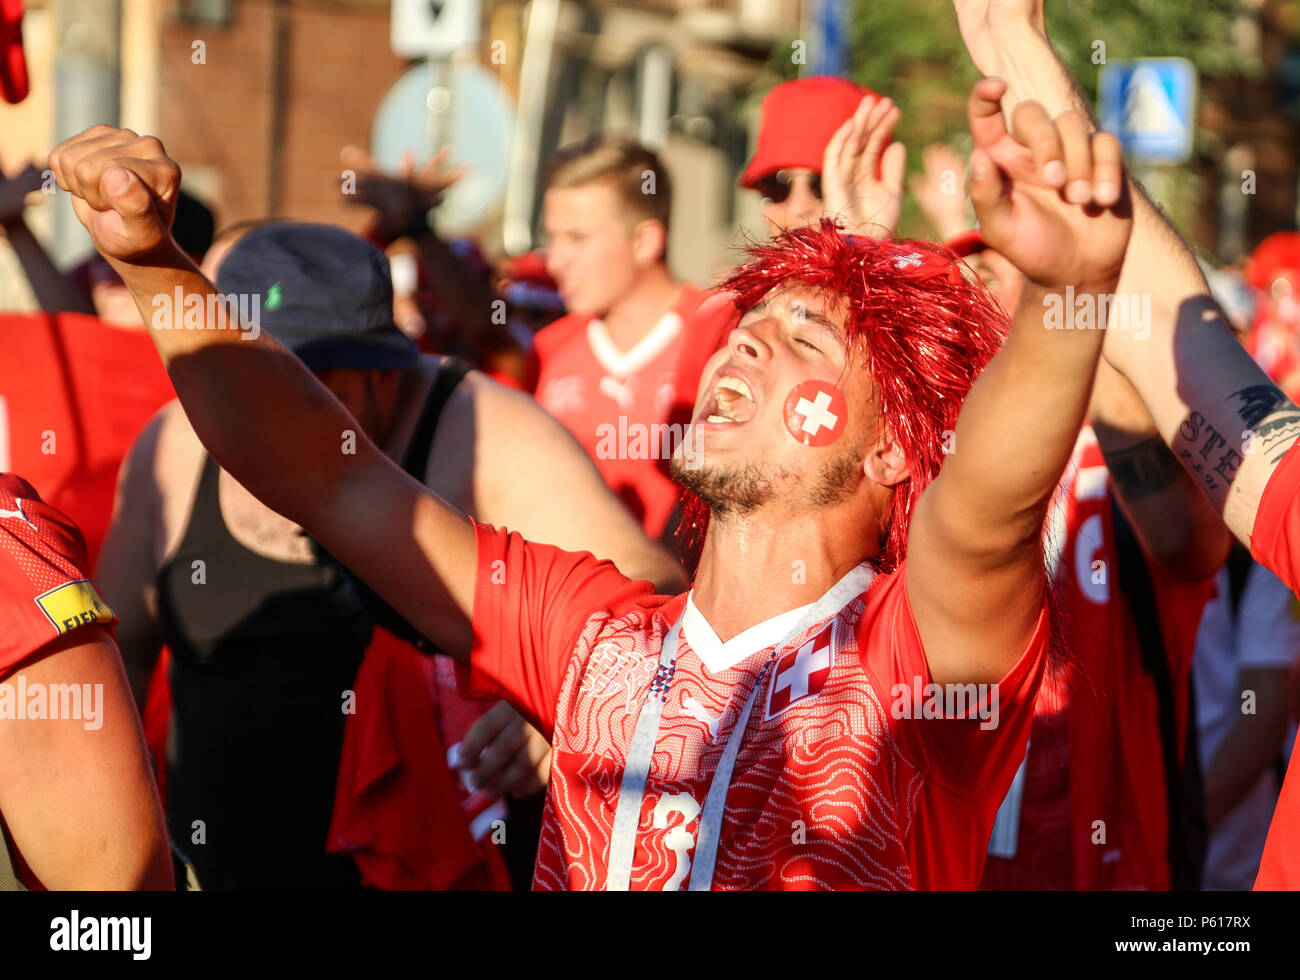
[766,624,834,719]
[531,564,977,891]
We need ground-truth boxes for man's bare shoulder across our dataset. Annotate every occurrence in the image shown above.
[126,400,206,555]
[149,400,205,489]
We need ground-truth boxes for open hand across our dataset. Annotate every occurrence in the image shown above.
[339,144,467,241]
[909,143,970,240]
[821,93,906,239]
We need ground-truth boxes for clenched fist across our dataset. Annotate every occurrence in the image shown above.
[966,77,1132,294]
[49,125,183,265]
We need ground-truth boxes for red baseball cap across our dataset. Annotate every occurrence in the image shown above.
[1246,232,1300,293]
[739,75,879,190]
[0,0,28,105]
[943,229,989,258]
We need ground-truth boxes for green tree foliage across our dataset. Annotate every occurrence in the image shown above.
[838,0,1259,238]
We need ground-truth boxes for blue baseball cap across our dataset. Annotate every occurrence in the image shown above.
[217,221,420,371]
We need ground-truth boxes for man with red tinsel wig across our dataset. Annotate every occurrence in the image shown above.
[51,77,1130,888]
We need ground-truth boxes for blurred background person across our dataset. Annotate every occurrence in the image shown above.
[739,74,905,239]
[532,136,734,549]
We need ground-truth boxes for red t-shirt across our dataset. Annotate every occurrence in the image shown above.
[980,431,1214,891]
[0,313,176,569]
[1249,439,1300,888]
[532,286,733,540]
[0,473,118,890]
[0,473,117,673]
[463,520,1049,890]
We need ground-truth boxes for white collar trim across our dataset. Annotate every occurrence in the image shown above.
[681,562,877,674]
[587,309,685,380]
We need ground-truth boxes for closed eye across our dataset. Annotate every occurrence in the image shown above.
[797,338,822,353]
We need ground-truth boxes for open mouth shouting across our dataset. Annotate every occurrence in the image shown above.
[700,371,759,425]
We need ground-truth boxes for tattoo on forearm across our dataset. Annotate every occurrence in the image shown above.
[1231,385,1291,430]
[1230,384,1300,463]
[1176,411,1241,492]
[1104,434,1183,499]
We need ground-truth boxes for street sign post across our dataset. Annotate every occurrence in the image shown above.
[1098,57,1198,165]
[372,62,515,237]
[391,0,481,59]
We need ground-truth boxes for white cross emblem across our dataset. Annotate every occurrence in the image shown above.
[766,628,835,719]
[894,252,923,269]
[0,498,36,530]
[795,391,839,437]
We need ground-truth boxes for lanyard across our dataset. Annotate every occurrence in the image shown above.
[605,565,875,891]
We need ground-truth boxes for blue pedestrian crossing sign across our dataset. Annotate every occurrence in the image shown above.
[1098,58,1197,164]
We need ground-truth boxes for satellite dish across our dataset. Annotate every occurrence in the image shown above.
[372,61,515,237]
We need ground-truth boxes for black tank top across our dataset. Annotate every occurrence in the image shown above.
[156,359,471,890]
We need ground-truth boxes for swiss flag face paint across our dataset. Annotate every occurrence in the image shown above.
[783,380,847,447]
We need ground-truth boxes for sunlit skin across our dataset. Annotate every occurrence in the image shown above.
[88,258,144,328]
[759,169,824,236]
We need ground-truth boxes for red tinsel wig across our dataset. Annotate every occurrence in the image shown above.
[676,219,1009,574]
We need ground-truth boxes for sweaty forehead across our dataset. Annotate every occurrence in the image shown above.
[743,286,849,334]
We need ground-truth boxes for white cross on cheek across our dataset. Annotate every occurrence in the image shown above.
[795,391,839,437]
[774,637,832,703]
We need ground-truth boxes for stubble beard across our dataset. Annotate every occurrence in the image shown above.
[670,437,868,522]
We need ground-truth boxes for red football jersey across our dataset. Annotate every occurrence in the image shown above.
[0,313,176,569]
[0,473,117,676]
[1250,439,1300,888]
[463,520,1049,890]
[980,430,1214,890]
[0,473,118,890]
[532,286,733,540]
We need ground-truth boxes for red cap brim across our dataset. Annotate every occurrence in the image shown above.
[0,0,28,105]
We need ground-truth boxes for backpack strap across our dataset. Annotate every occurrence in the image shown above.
[400,357,474,480]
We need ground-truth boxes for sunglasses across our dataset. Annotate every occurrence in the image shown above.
[754,170,823,205]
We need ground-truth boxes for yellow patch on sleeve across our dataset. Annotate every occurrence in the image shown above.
[34,579,117,636]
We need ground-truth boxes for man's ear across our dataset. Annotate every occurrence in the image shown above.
[631,218,667,268]
[863,428,910,488]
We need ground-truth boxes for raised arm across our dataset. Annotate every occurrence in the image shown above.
[1089,360,1231,579]
[954,0,1286,548]
[50,127,480,661]
[908,78,1132,686]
